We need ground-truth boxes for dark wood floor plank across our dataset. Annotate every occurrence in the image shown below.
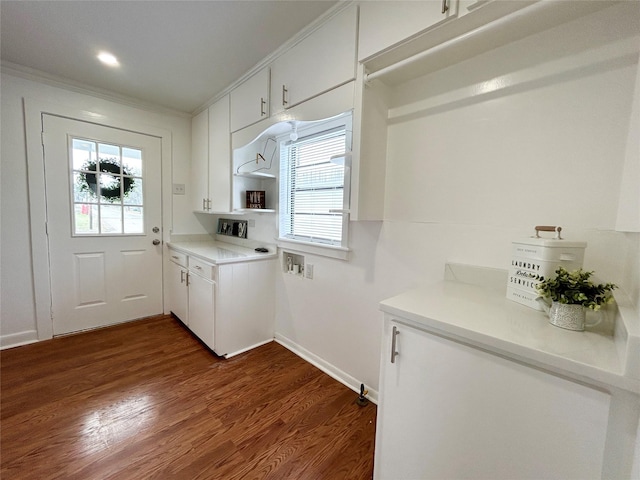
[1,316,376,479]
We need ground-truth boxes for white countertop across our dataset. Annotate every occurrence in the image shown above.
[380,280,639,394]
[168,240,278,265]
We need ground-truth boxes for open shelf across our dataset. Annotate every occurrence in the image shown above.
[234,171,276,180]
[233,208,276,213]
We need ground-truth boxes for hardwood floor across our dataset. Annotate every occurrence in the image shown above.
[1,316,376,479]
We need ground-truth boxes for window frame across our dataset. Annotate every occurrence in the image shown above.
[277,113,352,260]
[69,136,145,237]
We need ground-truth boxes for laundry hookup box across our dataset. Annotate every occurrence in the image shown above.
[507,226,587,310]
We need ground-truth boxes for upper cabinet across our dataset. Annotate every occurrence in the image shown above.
[230,67,270,133]
[270,4,357,115]
[358,0,458,61]
[190,95,231,213]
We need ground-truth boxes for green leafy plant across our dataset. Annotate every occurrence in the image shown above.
[77,158,135,203]
[536,267,617,311]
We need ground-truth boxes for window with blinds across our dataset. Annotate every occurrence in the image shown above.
[280,125,349,247]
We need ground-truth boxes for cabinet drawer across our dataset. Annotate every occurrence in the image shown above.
[188,257,216,280]
[169,250,187,267]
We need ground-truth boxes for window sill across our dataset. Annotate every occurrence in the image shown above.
[277,238,350,261]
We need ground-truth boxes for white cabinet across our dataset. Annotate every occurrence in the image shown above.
[167,254,188,324]
[374,316,611,480]
[358,0,458,61]
[167,247,275,357]
[191,108,209,212]
[187,259,216,350]
[270,4,357,115]
[230,68,270,133]
[190,95,231,213]
[215,260,275,357]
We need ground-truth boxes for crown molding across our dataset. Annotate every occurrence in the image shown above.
[1,60,192,119]
[191,0,355,116]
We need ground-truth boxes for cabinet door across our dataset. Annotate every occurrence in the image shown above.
[167,260,188,324]
[230,68,269,132]
[359,0,457,61]
[191,109,209,212]
[187,272,215,350]
[374,319,610,480]
[270,4,357,114]
[215,260,275,357]
[208,95,231,213]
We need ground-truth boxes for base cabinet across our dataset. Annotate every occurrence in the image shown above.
[167,248,274,357]
[187,267,215,349]
[374,316,611,480]
[215,260,275,356]
[167,259,188,324]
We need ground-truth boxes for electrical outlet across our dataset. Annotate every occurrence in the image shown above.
[173,183,185,195]
[305,263,314,279]
[248,219,256,227]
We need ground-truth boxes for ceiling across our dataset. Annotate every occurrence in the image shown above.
[0,1,338,114]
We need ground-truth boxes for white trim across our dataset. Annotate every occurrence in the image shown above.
[275,333,378,404]
[277,237,350,261]
[3,61,191,118]
[222,339,273,359]
[0,330,39,350]
[24,96,173,342]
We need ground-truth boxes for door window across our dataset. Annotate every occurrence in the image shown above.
[71,138,144,235]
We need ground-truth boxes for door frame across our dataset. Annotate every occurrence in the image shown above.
[24,98,173,341]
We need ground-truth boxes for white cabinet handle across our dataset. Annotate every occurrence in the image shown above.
[391,325,400,363]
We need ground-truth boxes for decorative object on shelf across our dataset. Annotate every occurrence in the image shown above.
[246,190,265,209]
[507,225,587,310]
[235,137,277,175]
[536,267,617,331]
[217,218,248,239]
[77,158,135,202]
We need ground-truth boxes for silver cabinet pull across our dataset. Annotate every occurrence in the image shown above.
[202,198,206,210]
[194,265,202,270]
[207,199,212,210]
[391,325,400,363]
[282,85,288,106]
[185,272,190,286]
[260,97,266,116]
[441,0,448,14]
[172,255,179,260]
[180,270,185,283]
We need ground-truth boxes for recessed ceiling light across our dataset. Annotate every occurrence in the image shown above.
[97,51,119,67]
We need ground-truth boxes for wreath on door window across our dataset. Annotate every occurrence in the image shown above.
[77,158,135,202]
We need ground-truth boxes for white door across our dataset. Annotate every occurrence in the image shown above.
[42,115,163,335]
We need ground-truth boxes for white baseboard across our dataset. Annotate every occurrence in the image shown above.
[275,333,378,404]
[1,330,39,350]
[223,339,273,359]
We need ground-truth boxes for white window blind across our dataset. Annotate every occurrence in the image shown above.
[280,128,346,246]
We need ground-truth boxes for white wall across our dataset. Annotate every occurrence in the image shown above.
[272,3,640,396]
[0,72,195,346]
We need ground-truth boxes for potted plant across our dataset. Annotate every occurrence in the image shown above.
[536,267,617,331]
